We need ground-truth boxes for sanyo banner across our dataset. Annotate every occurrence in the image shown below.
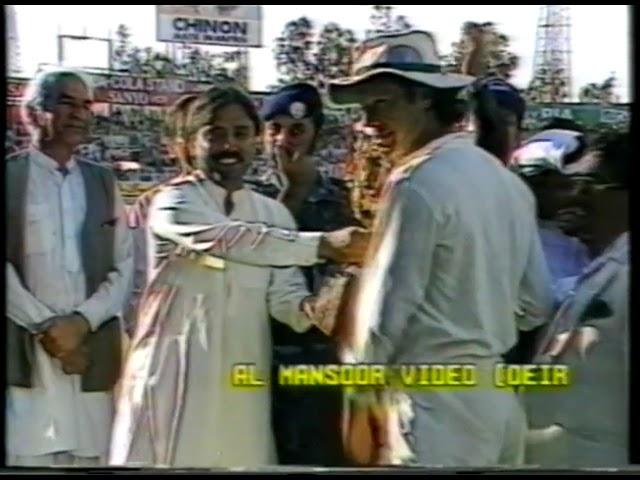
[156,5,262,47]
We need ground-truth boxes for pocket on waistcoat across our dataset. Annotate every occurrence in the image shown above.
[25,204,55,254]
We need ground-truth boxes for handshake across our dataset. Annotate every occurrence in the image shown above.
[301,227,370,335]
[301,268,358,336]
[318,227,371,266]
[35,313,91,375]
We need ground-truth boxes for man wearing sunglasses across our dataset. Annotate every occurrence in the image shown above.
[525,131,630,467]
[510,132,591,307]
[561,132,629,257]
[504,132,591,368]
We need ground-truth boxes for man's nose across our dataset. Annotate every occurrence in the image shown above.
[362,109,376,127]
[223,135,243,152]
[565,180,593,210]
[72,105,91,121]
[274,129,289,146]
[214,130,232,149]
[570,179,592,199]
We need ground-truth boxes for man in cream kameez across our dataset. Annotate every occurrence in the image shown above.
[110,87,368,468]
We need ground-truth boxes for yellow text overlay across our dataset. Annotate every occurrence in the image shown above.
[230,363,572,389]
[278,364,387,387]
[231,363,267,387]
[494,363,570,388]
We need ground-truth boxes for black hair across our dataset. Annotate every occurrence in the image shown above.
[164,94,199,171]
[471,84,513,162]
[592,131,629,189]
[542,118,586,134]
[562,134,588,166]
[390,75,468,128]
[186,86,262,140]
[164,94,198,140]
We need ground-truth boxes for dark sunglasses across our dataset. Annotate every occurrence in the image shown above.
[568,174,626,191]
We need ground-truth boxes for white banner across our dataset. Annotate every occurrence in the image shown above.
[156,5,262,47]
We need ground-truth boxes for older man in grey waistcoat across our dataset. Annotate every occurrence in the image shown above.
[6,69,134,467]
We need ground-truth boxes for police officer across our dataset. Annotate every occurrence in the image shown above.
[260,83,359,466]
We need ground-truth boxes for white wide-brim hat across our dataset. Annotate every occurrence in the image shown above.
[328,30,475,107]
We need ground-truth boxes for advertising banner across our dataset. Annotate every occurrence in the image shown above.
[523,103,630,130]
[156,5,262,47]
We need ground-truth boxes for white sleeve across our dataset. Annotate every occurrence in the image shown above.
[149,185,323,267]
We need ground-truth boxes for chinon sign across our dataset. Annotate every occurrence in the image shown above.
[156,5,262,47]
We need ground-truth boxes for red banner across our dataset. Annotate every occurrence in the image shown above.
[8,75,268,109]
[7,80,28,105]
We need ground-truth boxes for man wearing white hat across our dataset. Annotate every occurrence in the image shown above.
[329,31,553,467]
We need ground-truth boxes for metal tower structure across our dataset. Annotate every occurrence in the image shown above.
[530,5,572,102]
[6,5,22,75]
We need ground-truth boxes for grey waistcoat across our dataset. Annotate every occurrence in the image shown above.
[6,150,121,392]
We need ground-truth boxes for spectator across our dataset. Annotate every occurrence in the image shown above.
[110,86,369,468]
[6,68,133,467]
[526,132,630,467]
[260,82,360,466]
[328,29,552,467]
[511,134,590,305]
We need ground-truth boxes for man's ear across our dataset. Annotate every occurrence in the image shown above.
[27,107,53,141]
[166,143,177,159]
[26,107,46,129]
[187,135,200,157]
[167,137,185,159]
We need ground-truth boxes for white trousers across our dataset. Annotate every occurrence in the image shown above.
[8,453,104,467]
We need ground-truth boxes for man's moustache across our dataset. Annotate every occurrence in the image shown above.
[209,151,245,163]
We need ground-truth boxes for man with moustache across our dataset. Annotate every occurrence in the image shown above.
[6,69,134,466]
[125,79,243,335]
[110,86,369,468]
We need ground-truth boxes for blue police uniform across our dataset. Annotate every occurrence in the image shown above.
[260,83,360,466]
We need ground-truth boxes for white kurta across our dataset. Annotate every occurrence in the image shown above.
[6,150,134,461]
[111,179,323,468]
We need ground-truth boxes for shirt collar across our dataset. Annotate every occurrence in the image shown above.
[601,232,629,264]
[538,219,562,232]
[30,148,79,174]
[402,132,474,166]
[581,231,629,279]
[204,176,248,201]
